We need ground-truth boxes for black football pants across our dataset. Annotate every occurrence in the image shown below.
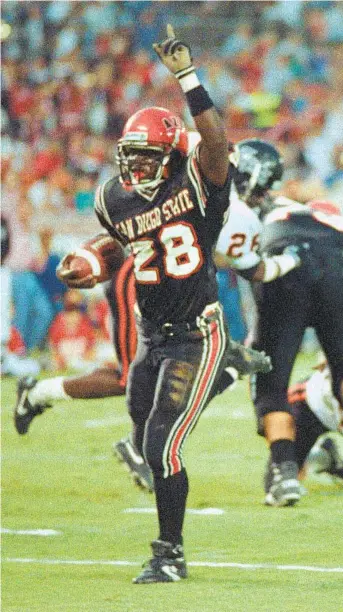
[126,303,229,478]
[252,246,343,434]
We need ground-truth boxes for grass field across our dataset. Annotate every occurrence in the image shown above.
[2,353,343,612]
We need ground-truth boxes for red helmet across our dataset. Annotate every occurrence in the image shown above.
[307,199,341,216]
[117,107,188,190]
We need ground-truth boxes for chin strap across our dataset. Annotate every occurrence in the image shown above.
[135,184,162,201]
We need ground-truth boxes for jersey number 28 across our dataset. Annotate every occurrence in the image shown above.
[132,222,203,283]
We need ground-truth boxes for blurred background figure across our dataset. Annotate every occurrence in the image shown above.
[34,228,68,316]
[48,289,96,371]
[1,174,54,353]
[1,215,41,377]
[47,288,115,372]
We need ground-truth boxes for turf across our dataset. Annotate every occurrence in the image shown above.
[2,354,342,611]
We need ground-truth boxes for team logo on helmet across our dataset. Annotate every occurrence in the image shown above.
[233,139,284,200]
[117,107,188,193]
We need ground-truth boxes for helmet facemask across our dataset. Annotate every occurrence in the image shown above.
[117,142,172,192]
[117,107,188,196]
[233,140,283,207]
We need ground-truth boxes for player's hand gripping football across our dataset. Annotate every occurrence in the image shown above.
[56,234,125,289]
[56,253,98,289]
[153,24,193,75]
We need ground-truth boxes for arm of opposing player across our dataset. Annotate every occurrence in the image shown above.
[215,229,301,282]
[232,250,301,283]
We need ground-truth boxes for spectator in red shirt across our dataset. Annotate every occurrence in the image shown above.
[49,290,96,371]
[32,141,64,181]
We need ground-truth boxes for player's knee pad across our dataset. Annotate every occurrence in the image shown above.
[143,359,196,475]
[155,358,196,416]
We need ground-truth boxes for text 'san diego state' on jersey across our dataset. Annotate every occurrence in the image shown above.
[95,145,232,325]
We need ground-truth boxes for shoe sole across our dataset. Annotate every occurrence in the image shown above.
[265,492,301,507]
[133,568,187,583]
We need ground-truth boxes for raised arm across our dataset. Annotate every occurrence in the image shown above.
[153,24,229,187]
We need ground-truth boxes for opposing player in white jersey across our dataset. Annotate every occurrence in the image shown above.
[288,362,343,482]
[215,139,301,285]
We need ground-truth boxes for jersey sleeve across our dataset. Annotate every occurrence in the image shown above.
[94,181,115,235]
[94,179,127,247]
[186,144,231,218]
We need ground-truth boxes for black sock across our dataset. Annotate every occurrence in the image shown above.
[330,467,343,479]
[270,439,296,464]
[154,469,189,546]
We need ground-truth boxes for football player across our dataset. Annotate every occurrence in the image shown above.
[255,196,343,505]
[91,24,251,584]
[14,26,272,585]
[215,139,343,506]
[14,243,270,495]
[287,361,343,482]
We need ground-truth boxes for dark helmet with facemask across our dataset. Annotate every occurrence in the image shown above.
[232,138,284,201]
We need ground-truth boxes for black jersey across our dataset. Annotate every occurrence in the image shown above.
[95,146,232,324]
[260,203,343,255]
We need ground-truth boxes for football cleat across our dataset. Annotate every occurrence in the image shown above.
[225,340,272,377]
[133,540,187,584]
[113,437,154,493]
[14,377,51,435]
[264,460,301,507]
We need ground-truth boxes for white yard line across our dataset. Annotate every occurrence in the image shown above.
[1,529,61,536]
[3,557,343,573]
[84,415,130,428]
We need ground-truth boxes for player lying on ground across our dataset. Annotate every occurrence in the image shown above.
[215,137,343,507]
[286,361,343,484]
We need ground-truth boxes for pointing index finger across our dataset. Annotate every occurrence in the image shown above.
[166,24,175,38]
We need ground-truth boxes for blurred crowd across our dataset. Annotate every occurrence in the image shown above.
[1,1,343,373]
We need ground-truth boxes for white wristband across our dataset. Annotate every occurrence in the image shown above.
[178,70,200,93]
[262,254,299,283]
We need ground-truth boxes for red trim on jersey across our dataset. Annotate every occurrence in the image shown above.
[127,266,137,364]
[115,257,134,388]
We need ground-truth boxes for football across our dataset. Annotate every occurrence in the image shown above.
[57,233,126,288]
[81,233,126,281]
